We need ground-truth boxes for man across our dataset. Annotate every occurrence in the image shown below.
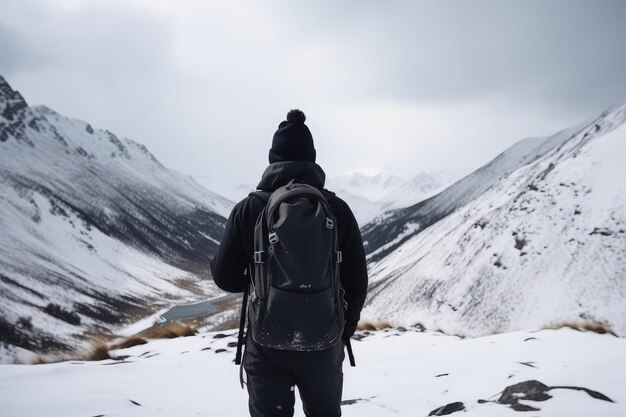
[210,109,368,417]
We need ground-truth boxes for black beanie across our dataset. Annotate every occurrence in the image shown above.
[269,109,316,163]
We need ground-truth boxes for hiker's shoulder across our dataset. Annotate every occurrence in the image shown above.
[228,192,267,218]
[323,190,355,219]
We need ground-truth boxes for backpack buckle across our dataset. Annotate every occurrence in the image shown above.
[325,217,334,229]
[254,251,265,264]
[268,232,279,244]
[335,251,343,263]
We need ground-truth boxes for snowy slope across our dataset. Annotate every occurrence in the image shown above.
[0,75,233,357]
[0,327,623,416]
[361,119,596,261]
[326,171,454,225]
[362,105,626,336]
[194,171,452,225]
[193,175,251,204]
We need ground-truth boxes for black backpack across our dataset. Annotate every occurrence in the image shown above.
[246,179,345,351]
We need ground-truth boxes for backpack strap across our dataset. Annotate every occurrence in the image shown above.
[321,188,336,203]
[235,266,250,368]
[235,191,269,376]
[345,338,356,367]
[249,190,270,204]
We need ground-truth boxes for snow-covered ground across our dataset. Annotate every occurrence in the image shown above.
[0,327,623,416]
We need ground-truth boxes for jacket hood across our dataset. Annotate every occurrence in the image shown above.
[257,161,326,191]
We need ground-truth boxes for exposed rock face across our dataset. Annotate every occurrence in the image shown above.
[0,75,28,143]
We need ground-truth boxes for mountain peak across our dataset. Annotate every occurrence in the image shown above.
[0,75,28,110]
[0,75,29,142]
[361,104,626,336]
[31,104,58,116]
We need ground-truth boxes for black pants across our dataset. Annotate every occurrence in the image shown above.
[243,338,345,417]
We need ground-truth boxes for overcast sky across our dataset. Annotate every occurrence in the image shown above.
[1,0,625,188]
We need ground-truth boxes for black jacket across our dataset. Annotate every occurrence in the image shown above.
[210,161,368,339]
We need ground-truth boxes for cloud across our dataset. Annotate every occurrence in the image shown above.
[269,0,626,110]
[0,23,48,75]
[1,0,625,188]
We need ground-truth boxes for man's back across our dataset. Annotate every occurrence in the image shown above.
[211,160,368,341]
[210,110,368,417]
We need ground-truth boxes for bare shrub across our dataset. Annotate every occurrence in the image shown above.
[136,322,197,339]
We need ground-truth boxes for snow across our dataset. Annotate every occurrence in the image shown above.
[114,308,170,338]
[360,125,595,261]
[2,77,625,416]
[194,171,456,226]
[193,175,254,205]
[366,222,420,260]
[0,76,231,360]
[0,328,624,416]
[0,165,220,356]
[362,104,626,336]
[326,171,456,225]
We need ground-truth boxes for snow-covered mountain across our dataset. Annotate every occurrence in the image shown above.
[326,171,455,225]
[361,105,626,336]
[193,175,253,204]
[197,170,455,226]
[0,75,233,358]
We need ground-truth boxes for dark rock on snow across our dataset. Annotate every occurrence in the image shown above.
[428,401,465,416]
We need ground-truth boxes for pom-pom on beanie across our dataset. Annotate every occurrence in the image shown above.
[269,109,316,163]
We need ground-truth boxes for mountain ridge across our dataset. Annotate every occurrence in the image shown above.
[361,114,602,262]
[0,75,232,358]
[361,104,626,336]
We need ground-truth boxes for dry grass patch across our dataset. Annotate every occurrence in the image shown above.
[30,352,75,364]
[110,336,148,350]
[31,354,62,365]
[31,355,49,364]
[546,320,616,336]
[357,320,393,331]
[28,323,197,364]
[84,340,112,361]
[136,322,198,339]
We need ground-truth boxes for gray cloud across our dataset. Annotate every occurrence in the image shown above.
[1,0,625,188]
[268,0,626,110]
[0,23,48,75]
